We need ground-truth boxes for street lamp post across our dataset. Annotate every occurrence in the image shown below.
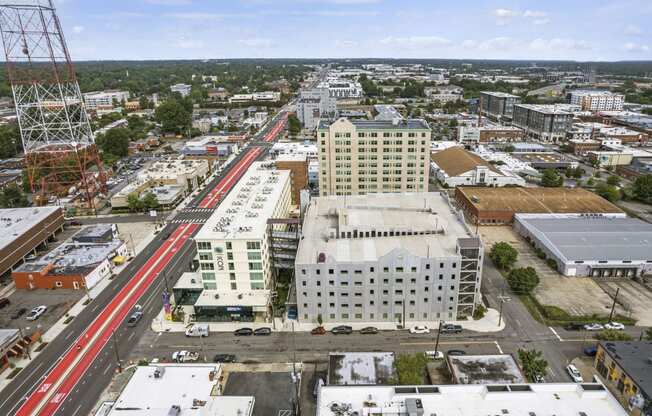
[112,329,122,373]
[497,291,511,328]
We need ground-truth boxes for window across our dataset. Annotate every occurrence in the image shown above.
[452,262,457,268]
[197,242,211,251]
[250,272,263,281]
[230,273,236,280]
[230,282,237,290]
[200,262,214,271]
[227,252,233,261]
[302,281,307,286]
[396,267,403,273]
[370,267,375,272]
[247,252,262,261]
[383,267,389,273]
[251,282,264,290]
[342,313,349,319]
[228,263,234,271]
[199,252,212,261]
[248,262,262,270]
[55,281,63,287]
[329,269,334,275]
[246,241,261,250]
[411,267,417,272]
[202,272,215,281]
[329,292,335,296]
[204,282,217,290]
[440,262,444,268]
[226,242,232,250]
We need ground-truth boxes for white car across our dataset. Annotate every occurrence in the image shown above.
[409,325,430,334]
[26,305,47,321]
[566,364,584,383]
[583,323,604,331]
[425,350,444,360]
[604,322,625,330]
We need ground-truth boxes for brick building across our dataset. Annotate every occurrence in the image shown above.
[275,154,308,205]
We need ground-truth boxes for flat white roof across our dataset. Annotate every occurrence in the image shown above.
[317,383,628,416]
[108,364,254,416]
[0,207,61,253]
[328,352,396,386]
[196,161,290,241]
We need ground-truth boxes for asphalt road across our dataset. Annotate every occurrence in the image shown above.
[0,110,286,416]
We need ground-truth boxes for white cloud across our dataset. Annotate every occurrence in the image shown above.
[478,37,515,51]
[624,24,643,36]
[523,10,547,18]
[492,8,549,25]
[380,36,451,49]
[72,25,84,34]
[624,42,650,52]
[492,8,519,18]
[238,38,275,48]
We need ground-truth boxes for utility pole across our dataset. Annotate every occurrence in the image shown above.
[608,287,619,322]
[112,330,122,373]
[433,320,443,357]
[497,291,511,328]
[291,321,301,416]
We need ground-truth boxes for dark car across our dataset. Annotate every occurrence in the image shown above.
[584,346,597,356]
[234,328,254,336]
[0,298,10,309]
[287,307,298,320]
[441,324,463,334]
[564,322,585,331]
[311,326,326,335]
[126,311,143,327]
[254,327,272,336]
[447,349,466,356]
[11,308,27,320]
[213,354,237,363]
[360,326,379,334]
[331,325,353,335]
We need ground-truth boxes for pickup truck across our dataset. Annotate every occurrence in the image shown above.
[441,323,463,334]
[172,350,199,363]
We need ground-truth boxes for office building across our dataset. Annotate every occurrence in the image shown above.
[513,214,652,277]
[431,147,525,187]
[83,90,130,111]
[297,88,337,130]
[317,118,431,196]
[570,90,625,111]
[512,104,575,143]
[296,192,483,324]
[480,91,521,120]
[317,383,628,416]
[170,83,192,97]
[176,162,292,322]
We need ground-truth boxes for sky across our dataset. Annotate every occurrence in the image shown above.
[52,0,652,61]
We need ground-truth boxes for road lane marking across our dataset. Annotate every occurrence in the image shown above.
[0,362,44,410]
[399,340,498,346]
[494,341,503,354]
[549,326,563,341]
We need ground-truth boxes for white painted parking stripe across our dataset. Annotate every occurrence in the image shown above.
[494,341,503,354]
[549,326,563,342]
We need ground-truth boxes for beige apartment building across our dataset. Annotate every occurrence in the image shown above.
[317,118,431,196]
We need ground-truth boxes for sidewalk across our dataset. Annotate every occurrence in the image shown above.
[150,307,505,334]
[0,221,159,393]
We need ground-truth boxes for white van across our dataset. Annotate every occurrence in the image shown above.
[425,350,444,360]
[185,324,209,337]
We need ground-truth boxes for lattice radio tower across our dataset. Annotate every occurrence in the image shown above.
[0,0,105,210]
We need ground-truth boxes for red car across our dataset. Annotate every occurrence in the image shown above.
[311,326,326,335]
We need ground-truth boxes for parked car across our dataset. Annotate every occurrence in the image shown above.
[566,364,584,383]
[564,322,585,331]
[583,323,604,331]
[426,350,444,360]
[26,305,47,321]
[287,307,298,320]
[311,326,326,335]
[172,350,199,363]
[185,324,210,337]
[409,325,430,334]
[213,354,236,363]
[441,323,463,334]
[447,349,466,356]
[534,374,545,383]
[0,298,10,309]
[360,326,379,335]
[234,328,253,336]
[126,311,143,327]
[11,307,27,320]
[604,322,625,330]
[331,325,353,335]
[584,346,597,356]
[254,327,272,336]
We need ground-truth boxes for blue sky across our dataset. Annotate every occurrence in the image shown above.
[55,0,652,61]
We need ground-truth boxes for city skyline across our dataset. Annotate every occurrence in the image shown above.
[55,0,652,61]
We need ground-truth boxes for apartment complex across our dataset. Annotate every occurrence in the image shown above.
[480,91,521,120]
[570,90,625,111]
[296,192,483,324]
[512,104,575,143]
[317,118,431,196]
[297,88,337,130]
[83,90,130,111]
[178,162,292,322]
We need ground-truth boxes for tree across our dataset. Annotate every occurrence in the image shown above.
[96,127,130,159]
[596,329,633,341]
[632,175,652,202]
[287,113,301,137]
[393,353,428,385]
[317,314,323,326]
[0,124,22,159]
[541,169,563,187]
[507,267,540,295]
[595,183,620,202]
[126,193,144,212]
[489,242,518,270]
[155,98,191,134]
[0,184,29,208]
[142,192,159,210]
[644,327,652,341]
[606,175,621,186]
[518,349,549,382]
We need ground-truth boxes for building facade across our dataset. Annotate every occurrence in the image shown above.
[570,90,625,111]
[295,193,483,324]
[170,83,192,97]
[297,88,337,130]
[480,91,521,120]
[83,90,130,111]
[512,104,574,143]
[317,118,431,196]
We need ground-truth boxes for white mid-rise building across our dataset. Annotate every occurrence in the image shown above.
[170,83,192,97]
[271,141,318,158]
[229,91,281,103]
[570,90,624,111]
[181,162,292,322]
[83,90,130,110]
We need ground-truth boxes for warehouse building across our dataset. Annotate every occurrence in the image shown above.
[430,147,525,188]
[0,207,64,278]
[513,214,652,277]
[296,192,483,323]
[455,187,623,225]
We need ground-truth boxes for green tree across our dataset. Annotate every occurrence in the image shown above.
[644,327,652,341]
[507,267,540,295]
[0,184,30,208]
[95,127,131,159]
[632,175,652,202]
[0,124,22,159]
[595,329,633,341]
[287,113,301,137]
[126,193,144,212]
[606,175,621,186]
[155,98,191,134]
[142,192,159,210]
[518,349,549,382]
[489,242,518,270]
[595,183,621,202]
[393,353,428,385]
[541,169,563,187]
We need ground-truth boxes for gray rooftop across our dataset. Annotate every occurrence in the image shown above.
[448,354,525,385]
[515,215,652,262]
[480,91,520,98]
[327,352,396,386]
[0,207,61,252]
[319,118,429,130]
[599,341,652,396]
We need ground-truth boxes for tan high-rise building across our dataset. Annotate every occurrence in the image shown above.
[317,118,431,196]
